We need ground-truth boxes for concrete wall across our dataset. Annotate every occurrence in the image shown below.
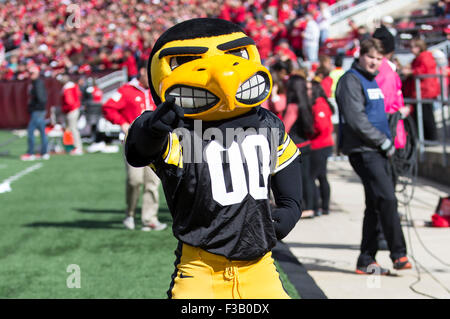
[418,149,450,187]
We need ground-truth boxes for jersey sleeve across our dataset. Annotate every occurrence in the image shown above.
[273,132,300,174]
[260,107,300,175]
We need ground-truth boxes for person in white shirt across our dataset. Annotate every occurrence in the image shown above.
[318,2,331,45]
[302,13,320,62]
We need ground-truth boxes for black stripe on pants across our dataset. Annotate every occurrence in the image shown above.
[348,151,407,266]
[167,241,183,299]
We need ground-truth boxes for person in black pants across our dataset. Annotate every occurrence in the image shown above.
[308,81,335,216]
[336,38,411,274]
[348,152,407,268]
[310,146,333,215]
[285,69,316,218]
[298,146,314,218]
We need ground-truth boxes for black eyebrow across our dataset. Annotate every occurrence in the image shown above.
[217,37,255,51]
[159,46,209,59]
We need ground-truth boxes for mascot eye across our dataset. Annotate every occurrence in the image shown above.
[170,56,200,70]
[226,48,249,60]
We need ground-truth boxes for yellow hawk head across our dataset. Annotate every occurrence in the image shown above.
[148,18,272,121]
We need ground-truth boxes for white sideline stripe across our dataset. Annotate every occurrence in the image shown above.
[0,163,43,193]
[3,163,43,183]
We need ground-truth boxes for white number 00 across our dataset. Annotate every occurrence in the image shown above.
[205,135,271,206]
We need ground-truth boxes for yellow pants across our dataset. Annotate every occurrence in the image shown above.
[169,244,290,299]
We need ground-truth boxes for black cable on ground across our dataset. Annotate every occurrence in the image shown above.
[404,201,450,298]
[390,114,450,298]
[389,114,418,206]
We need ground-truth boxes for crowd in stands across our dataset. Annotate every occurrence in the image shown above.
[1,0,449,83]
[0,0,222,80]
[0,0,342,81]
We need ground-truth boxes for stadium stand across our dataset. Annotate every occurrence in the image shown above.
[0,0,351,82]
[0,0,448,131]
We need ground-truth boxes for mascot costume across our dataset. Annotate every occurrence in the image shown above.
[125,18,303,299]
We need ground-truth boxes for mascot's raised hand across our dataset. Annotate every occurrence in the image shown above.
[148,96,184,138]
[125,96,183,167]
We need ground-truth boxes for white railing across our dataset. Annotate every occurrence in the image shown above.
[96,67,127,90]
[430,40,450,54]
[96,68,128,89]
[403,74,449,166]
[329,0,386,25]
[95,67,128,103]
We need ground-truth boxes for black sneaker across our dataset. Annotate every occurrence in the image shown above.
[356,262,390,275]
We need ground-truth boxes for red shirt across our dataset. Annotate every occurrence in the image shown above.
[122,54,138,77]
[102,78,156,125]
[231,6,246,24]
[310,97,334,150]
[288,20,306,51]
[274,45,297,62]
[256,34,273,60]
[404,51,441,99]
[218,3,231,21]
[88,86,103,103]
[101,57,112,70]
[278,2,292,24]
[61,82,81,114]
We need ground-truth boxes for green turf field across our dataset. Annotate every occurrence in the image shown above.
[0,130,299,299]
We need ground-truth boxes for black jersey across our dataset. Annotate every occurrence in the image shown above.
[148,107,299,260]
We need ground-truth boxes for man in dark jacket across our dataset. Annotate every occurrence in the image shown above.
[21,66,49,161]
[336,38,411,275]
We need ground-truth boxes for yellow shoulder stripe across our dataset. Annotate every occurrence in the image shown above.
[277,132,289,151]
[274,134,300,174]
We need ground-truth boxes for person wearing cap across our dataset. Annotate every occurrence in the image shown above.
[381,16,397,37]
[373,25,411,251]
[374,25,410,149]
